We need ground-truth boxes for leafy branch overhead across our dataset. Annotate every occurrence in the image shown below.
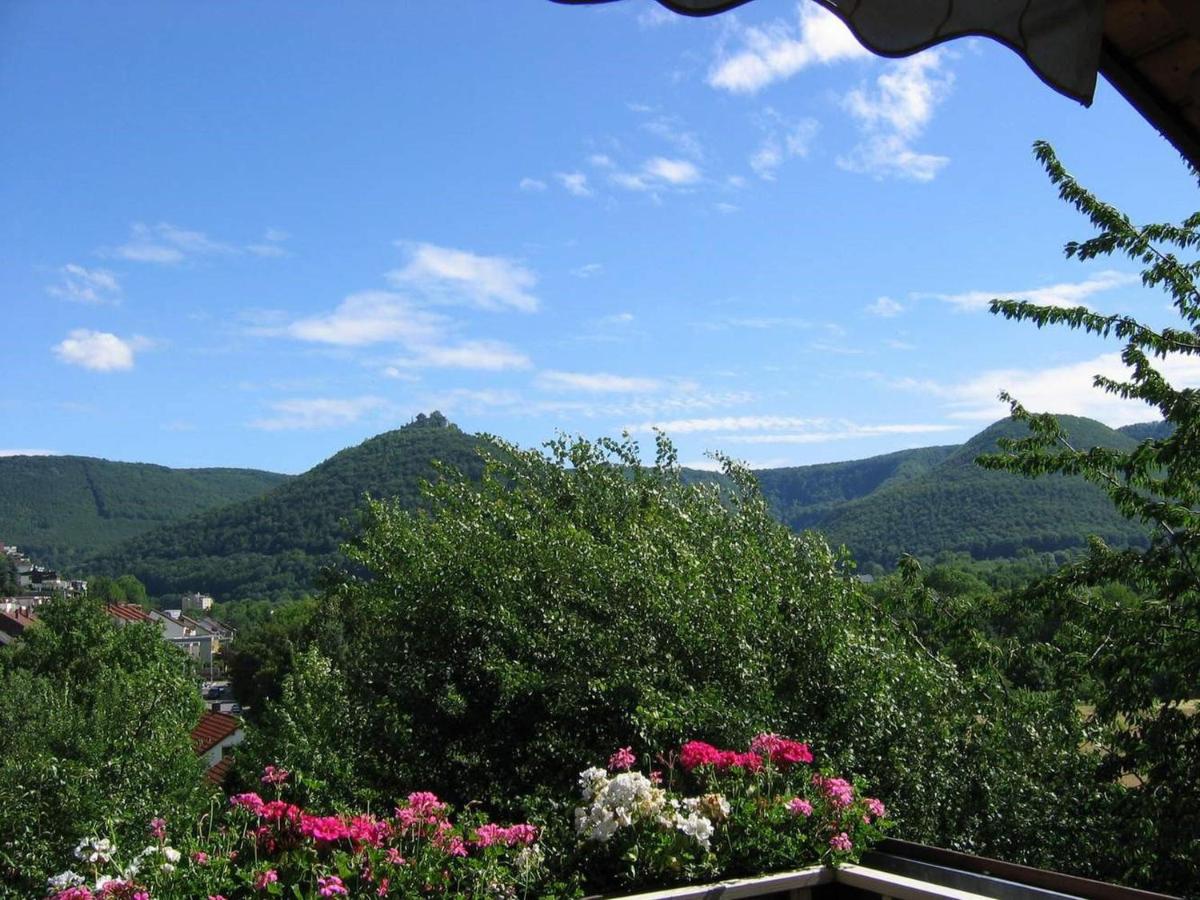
[979,142,1200,888]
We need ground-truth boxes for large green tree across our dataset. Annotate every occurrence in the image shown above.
[243,433,1114,883]
[980,142,1200,892]
[0,596,208,895]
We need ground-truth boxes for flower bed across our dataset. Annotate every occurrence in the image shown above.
[45,734,887,899]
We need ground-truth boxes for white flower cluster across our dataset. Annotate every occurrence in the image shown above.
[125,844,182,877]
[575,770,667,843]
[574,768,724,849]
[73,837,114,865]
[47,871,85,892]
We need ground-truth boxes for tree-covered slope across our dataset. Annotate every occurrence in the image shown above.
[1117,419,1175,441]
[87,414,487,601]
[753,444,958,530]
[0,456,289,567]
[813,416,1149,566]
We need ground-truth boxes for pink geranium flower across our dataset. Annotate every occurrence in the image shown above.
[148,817,167,841]
[317,875,348,897]
[608,746,637,771]
[787,797,814,817]
[254,869,278,891]
[830,832,853,852]
[260,765,290,785]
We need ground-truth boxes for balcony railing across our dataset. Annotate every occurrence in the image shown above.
[613,840,1181,900]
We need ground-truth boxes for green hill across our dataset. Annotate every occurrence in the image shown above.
[87,412,487,601]
[807,416,1149,567]
[0,455,289,568]
[1117,419,1174,441]
[56,413,1165,601]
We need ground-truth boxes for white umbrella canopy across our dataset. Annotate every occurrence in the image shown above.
[554,0,1105,103]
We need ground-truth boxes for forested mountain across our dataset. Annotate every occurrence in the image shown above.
[0,455,289,567]
[86,413,487,601]
[810,416,1149,567]
[41,414,1166,600]
[1116,419,1174,441]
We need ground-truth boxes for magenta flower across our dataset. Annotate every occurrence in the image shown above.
[787,797,814,817]
[830,832,853,852]
[148,817,167,841]
[260,765,290,785]
[317,875,348,897]
[608,746,637,771]
[229,792,265,815]
[54,890,94,900]
[679,740,723,770]
[254,869,278,891]
[813,775,854,808]
[865,797,887,819]
[300,814,350,843]
[191,851,209,865]
[133,893,149,900]
[386,848,405,866]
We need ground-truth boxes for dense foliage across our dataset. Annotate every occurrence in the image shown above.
[234,431,1119,893]
[43,737,886,900]
[87,414,486,602]
[807,416,1149,567]
[0,597,209,896]
[976,142,1200,893]
[0,455,287,569]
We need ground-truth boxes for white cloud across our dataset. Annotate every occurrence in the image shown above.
[110,222,289,263]
[111,222,236,263]
[625,414,960,443]
[720,424,961,444]
[708,2,868,94]
[391,340,532,371]
[284,291,446,346]
[896,352,1200,426]
[536,370,663,393]
[246,243,288,258]
[750,111,819,180]
[611,156,702,192]
[47,264,121,304]
[588,154,615,168]
[928,270,1138,312]
[519,177,548,192]
[641,116,704,159]
[698,315,812,330]
[556,171,593,197]
[837,52,953,182]
[645,156,700,184]
[418,387,524,413]
[0,449,61,457]
[249,396,386,431]
[638,4,678,28]
[597,311,634,325]
[53,329,148,371]
[866,296,903,317]
[571,263,604,278]
[247,227,291,257]
[389,242,539,312]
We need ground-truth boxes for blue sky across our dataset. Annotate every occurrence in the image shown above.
[2,0,1197,474]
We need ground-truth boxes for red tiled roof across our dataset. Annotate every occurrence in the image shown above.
[191,710,241,754]
[204,755,235,785]
[105,603,151,623]
[0,608,38,637]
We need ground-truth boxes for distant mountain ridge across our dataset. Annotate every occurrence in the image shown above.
[86,413,486,600]
[0,455,289,567]
[14,413,1168,601]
